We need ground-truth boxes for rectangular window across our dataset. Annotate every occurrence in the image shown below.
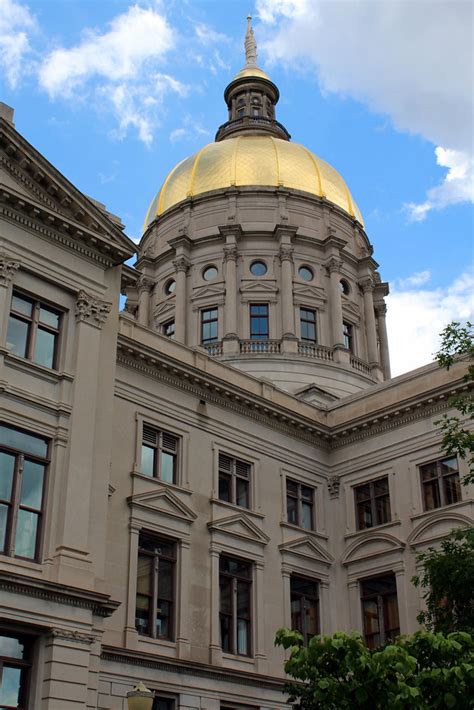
[162,320,175,339]
[6,291,61,369]
[300,308,317,342]
[219,556,252,656]
[249,304,269,340]
[361,575,400,648]
[0,631,33,709]
[420,457,461,510]
[201,307,219,344]
[135,533,176,640]
[290,576,319,644]
[153,699,175,710]
[141,425,179,484]
[343,321,354,352]
[0,425,49,561]
[218,453,251,509]
[355,477,391,530]
[286,479,314,530]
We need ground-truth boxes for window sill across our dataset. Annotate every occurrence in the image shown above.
[137,636,178,656]
[345,519,401,540]
[210,498,264,519]
[131,471,193,495]
[280,521,328,540]
[222,652,255,666]
[4,351,74,383]
[0,554,44,574]
[410,499,470,522]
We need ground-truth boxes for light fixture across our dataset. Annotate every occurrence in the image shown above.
[126,682,154,710]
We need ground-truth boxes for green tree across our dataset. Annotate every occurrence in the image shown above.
[275,628,474,709]
[412,526,474,634]
[435,321,474,484]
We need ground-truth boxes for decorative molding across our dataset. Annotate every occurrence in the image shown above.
[342,531,405,566]
[0,252,20,286]
[208,513,270,545]
[172,255,190,273]
[325,257,343,274]
[75,290,111,328]
[50,628,96,645]
[279,535,334,565]
[327,475,340,498]
[359,276,375,293]
[137,276,155,294]
[407,510,473,548]
[279,245,294,263]
[128,488,197,523]
[374,302,387,318]
[223,245,238,263]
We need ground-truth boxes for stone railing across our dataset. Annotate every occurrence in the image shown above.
[202,341,223,356]
[240,339,281,354]
[350,355,373,376]
[215,116,290,141]
[298,342,334,361]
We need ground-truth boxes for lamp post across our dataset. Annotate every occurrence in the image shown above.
[126,682,154,710]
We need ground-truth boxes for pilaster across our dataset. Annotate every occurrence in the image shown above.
[136,275,154,328]
[375,302,391,379]
[359,276,379,368]
[326,257,345,347]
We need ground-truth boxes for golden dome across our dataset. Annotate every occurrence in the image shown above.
[144,135,363,228]
[232,66,271,81]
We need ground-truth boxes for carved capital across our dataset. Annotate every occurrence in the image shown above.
[223,246,238,263]
[173,256,190,273]
[0,253,20,287]
[279,245,294,263]
[359,277,375,294]
[137,276,155,294]
[50,628,96,645]
[374,302,387,318]
[326,257,342,275]
[327,475,340,499]
[75,290,111,328]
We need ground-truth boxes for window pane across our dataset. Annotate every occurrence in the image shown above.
[373,478,389,496]
[236,478,249,508]
[440,457,458,475]
[11,295,32,317]
[291,597,303,632]
[160,452,175,483]
[355,484,370,502]
[14,509,38,558]
[237,618,249,654]
[136,595,150,635]
[219,577,232,614]
[39,306,60,329]
[237,581,250,618]
[137,555,152,595]
[33,328,56,368]
[357,500,372,529]
[384,594,400,634]
[0,504,8,552]
[301,486,313,501]
[0,451,15,501]
[0,665,22,706]
[302,501,313,529]
[286,480,298,495]
[156,599,172,638]
[158,560,173,599]
[423,479,440,510]
[287,495,297,525]
[362,599,380,635]
[301,321,316,341]
[141,445,155,477]
[20,460,44,509]
[444,475,461,505]
[291,577,317,598]
[306,598,319,636]
[375,496,390,525]
[0,427,48,458]
[0,635,26,659]
[220,614,231,652]
[6,316,29,357]
[420,462,437,481]
[219,473,231,502]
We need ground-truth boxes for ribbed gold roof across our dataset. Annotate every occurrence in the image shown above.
[144,135,363,228]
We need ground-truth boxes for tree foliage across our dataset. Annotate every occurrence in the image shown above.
[275,628,474,709]
[435,321,474,484]
[412,526,474,634]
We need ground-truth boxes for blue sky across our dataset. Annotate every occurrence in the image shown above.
[0,0,472,374]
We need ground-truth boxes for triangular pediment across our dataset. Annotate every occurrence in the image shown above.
[208,513,270,545]
[240,280,278,294]
[279,535,334,565]
[342,299,360,319]
[128,488,197,523]
[191,284,225,302]
[0,117,135,261]
[294,384,338,406]
[293,284,327,303]
[154,300,175,319]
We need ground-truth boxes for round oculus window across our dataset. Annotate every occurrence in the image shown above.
[203,266,218,281]
[250,260,267,276]
[339,279,350,295]
[298,266,314,282]
[165,279,176,295]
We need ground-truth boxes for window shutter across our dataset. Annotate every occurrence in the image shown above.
[143,425,158,445]
[219,453,233,473]
[162,432,178,453]
[236,460,250,478]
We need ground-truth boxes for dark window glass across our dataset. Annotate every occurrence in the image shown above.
[300,308,317,342]
[298,266,314,282]
[340,279,350,295]
[141,425,179,484]
[343,321,354,352]
[136,534,176,640]
[153,700,175,710]
[162,320,175,339]
[290,576,319,644]
[0,632,33,709]
[164,280,176,295]
[355,477,391,530]
[6,292,61,369]
[249,304,269,339]
[219,556,252,656]
[361,575,399,648]
[201,308,219,344]
[0,426,48,561]
[218,453,250,509]
[420,457,461,510]
[286,479,314,530]
[249,261,267,276]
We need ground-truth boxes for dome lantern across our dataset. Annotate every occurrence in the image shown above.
[215,17,290,142]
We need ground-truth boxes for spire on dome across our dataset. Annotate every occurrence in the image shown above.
[244,15,258,66]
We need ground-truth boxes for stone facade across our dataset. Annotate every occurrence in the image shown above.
[0,33,472,710]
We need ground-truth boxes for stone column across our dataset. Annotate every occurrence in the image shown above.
[222,243,239,355]
[177,539,191,659]
[173,255,189,344]
[124,526,140,648]
[279,233,298,355]
[375,302,391,379]
[360,277,379,366]
[136,276,154,328]
[327,257,344,347]
[254,560,267,673]
[209,547,222,665]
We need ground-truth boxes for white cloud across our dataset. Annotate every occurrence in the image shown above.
[169,114,210,143]
[0,0,35,87]
[194,22,229,46]
[396,270,431,288]
[37,3,185,144]
[257,0,474,216]
[386,271,474,376]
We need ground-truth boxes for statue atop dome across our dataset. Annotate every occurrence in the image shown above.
[244,16,258,66]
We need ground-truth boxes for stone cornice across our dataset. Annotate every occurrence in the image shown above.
[75,290,111,328]
[0,570,120,617]
[101,645,285,690]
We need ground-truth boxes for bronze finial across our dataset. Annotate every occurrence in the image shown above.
[245,15,257,66]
